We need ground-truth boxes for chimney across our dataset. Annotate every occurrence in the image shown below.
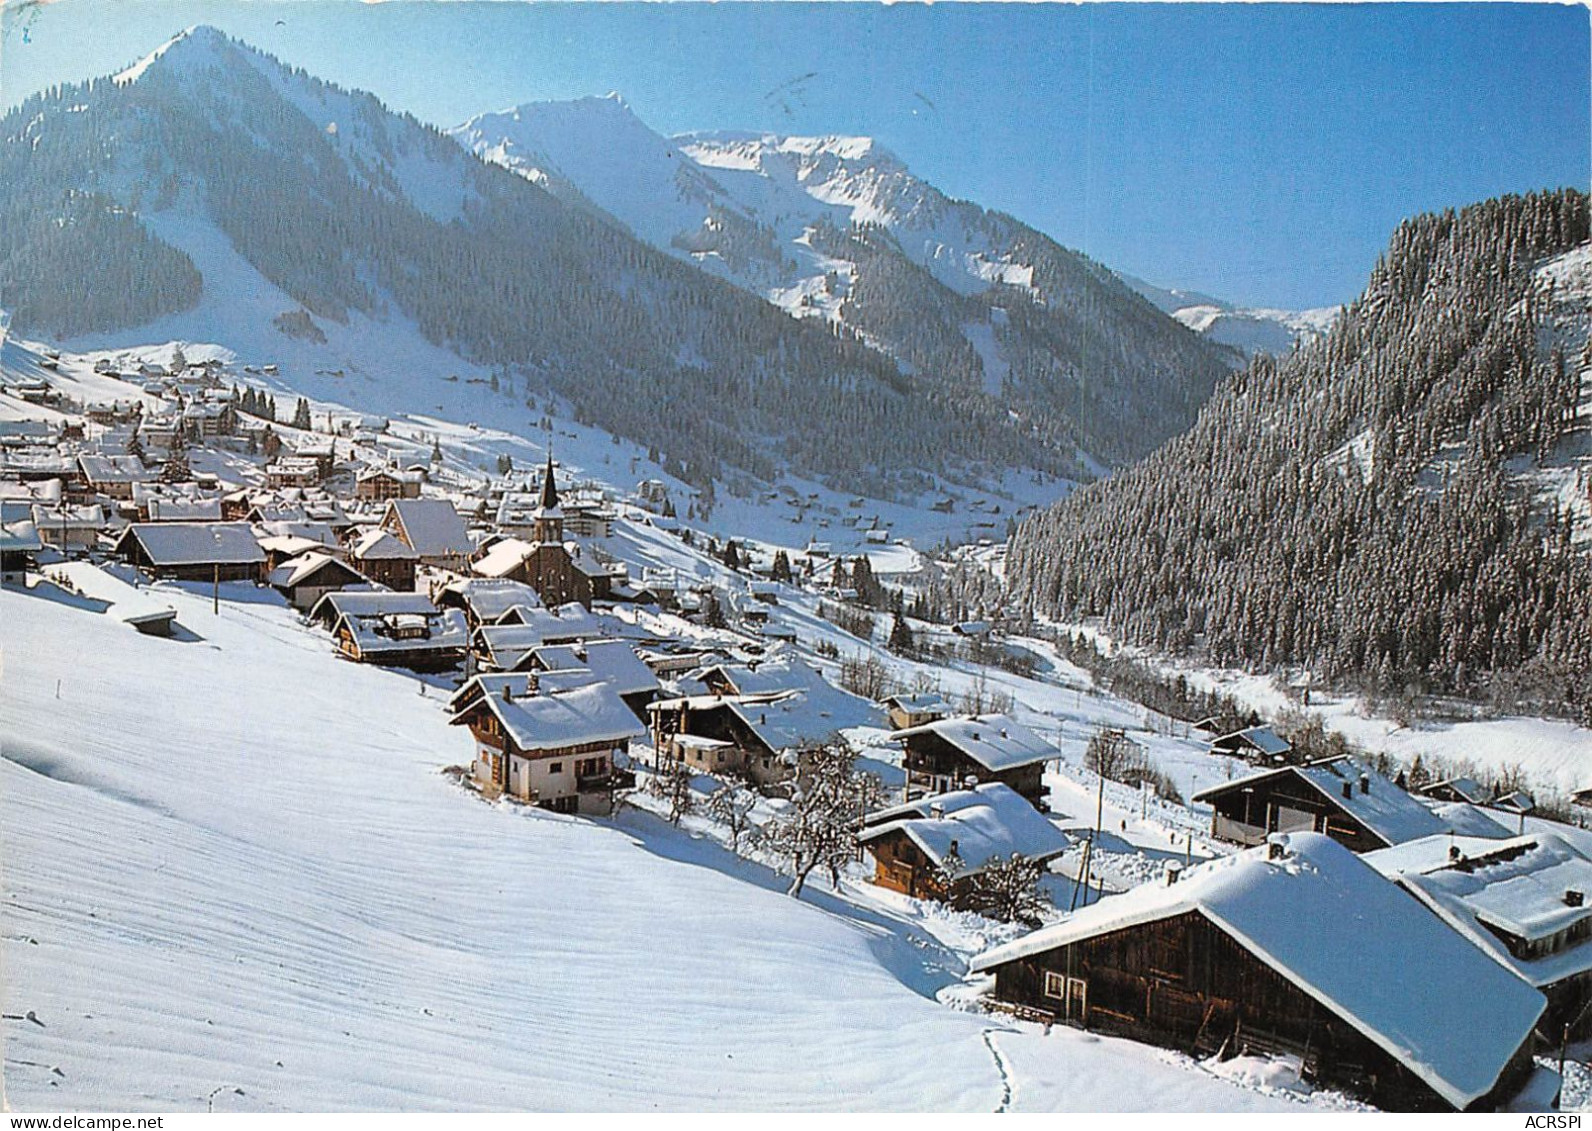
[1267,839,1287,861]
[971,731,981,742]
[1359,773,1370,795]
[502,683,513,703]
[1341,781,1353,801]
[1567,890,1585,908]
[1165,862,1183,886]
[930,803,944,818]
[1448,845,1463,864]
[1000,728,1009,739]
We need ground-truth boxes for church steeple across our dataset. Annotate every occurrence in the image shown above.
[532,451,563,544]
[539,451,560,510]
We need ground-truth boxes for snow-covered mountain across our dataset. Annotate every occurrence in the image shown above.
[452,98,1236,470]
[457,98,1051,312]
[1118,274,1340,357]
[4,27,1115,498]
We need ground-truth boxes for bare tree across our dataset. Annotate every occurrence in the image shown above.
[763,741,866,897]
[648,760,695,825]
[838,653,890,701]
[707,783,759,855]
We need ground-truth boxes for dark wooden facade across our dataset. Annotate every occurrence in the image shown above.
[650,700,799,791]
[119,544,262,583]
[352,552,417,592]
[984,909,1536,1112]
[868,829,951,901]
[901,730,1047,809]
[333,620,463,671]
[1201,773,1388,854]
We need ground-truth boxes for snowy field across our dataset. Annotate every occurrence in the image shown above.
[1,581,1347,1112]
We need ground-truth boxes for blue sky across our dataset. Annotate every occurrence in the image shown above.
[3,1,1586,308]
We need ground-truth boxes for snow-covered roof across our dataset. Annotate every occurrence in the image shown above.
[471,537,535,578]
[30,503,104,532]
[533,640,659,698]
[351,528,419,561]
[860,782,1069,877]
[78,454,156,484]
[972,832,1545,1111]
[1194,757,1449,848]
[1426,801,1514,840]
[259,520,339,546]
[268,551,366,590]
[43,562,176,627]
[337,606,469,656]
[258,533,329,559]
[702,654,827,696]
[1368,833,1592,988]
[1427,777,1490,805]
[357,466,423,483]
[0,507,43,553]
[310,589,435,623]
[1211,724,1292,756]
[890,714,1053,772]
[473,604,604,669]
[386,498,471,557]
[438,577,543,621]
[725,689,854,754]
[119,522,265,566]
[885,692,954,715]
[146,497,224,522]
[456,681,644,753]
[698,654,881,731]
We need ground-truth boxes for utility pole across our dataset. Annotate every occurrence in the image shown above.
[213,562,219,615]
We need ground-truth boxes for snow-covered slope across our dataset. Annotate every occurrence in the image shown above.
[1119,273,1339,357]
[2,581,1324,1112]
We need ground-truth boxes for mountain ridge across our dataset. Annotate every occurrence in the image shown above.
[451,94,1237,469]
[3,26,1126,498]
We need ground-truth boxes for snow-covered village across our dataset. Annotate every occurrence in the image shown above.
[2,1,1590,1117]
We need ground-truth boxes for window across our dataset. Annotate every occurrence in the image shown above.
[1043,971,1066,1000]
[548,762,563,774]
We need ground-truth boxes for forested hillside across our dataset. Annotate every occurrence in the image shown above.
[1007,190,1592,722]
[0,28,1092,498]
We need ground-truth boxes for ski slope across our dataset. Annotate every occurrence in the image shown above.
[1,581,1327,1112]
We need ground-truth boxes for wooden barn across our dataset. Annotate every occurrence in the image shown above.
[452,680,643,815]
[381,498,473,571]
[971,833,1548,1112]
[859,782,1069,901]
[883,692,954,731]
[892,714,1053,810]
[309,590,468,670]
[355,467,423,502]
[113,522,265,583]
[267,552,369,612]
[1191,756,1461,853]
[1369,831,1592,1041]
[1207,724,1293,765]
[434,576,543,630]
[348,529,419,592]
[648,686,864,792]
[0,502,42,584]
